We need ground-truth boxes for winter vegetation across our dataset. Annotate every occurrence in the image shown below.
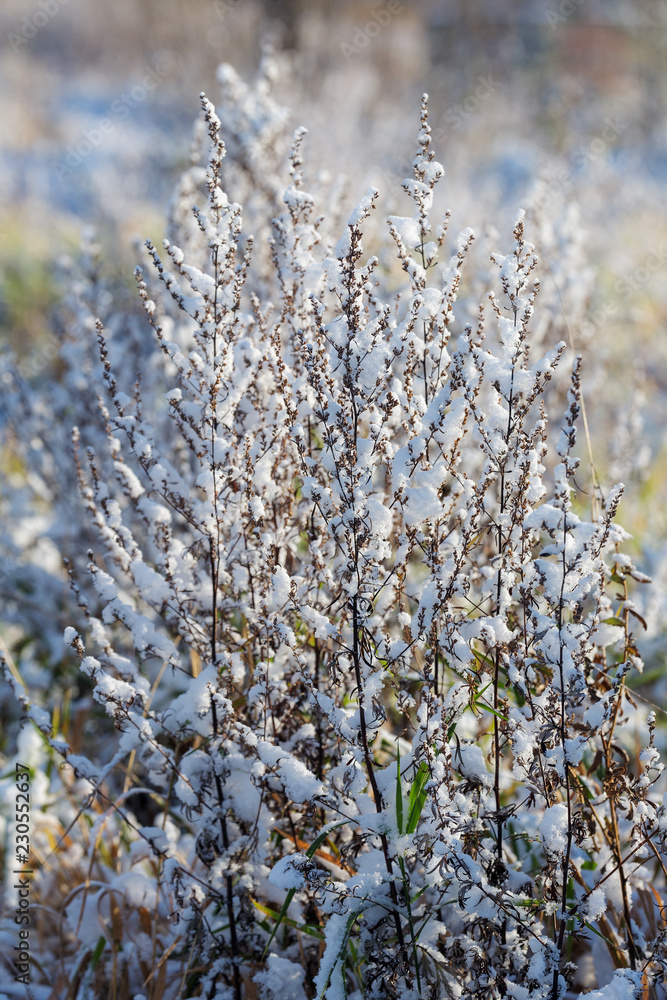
[1,40,667,1000]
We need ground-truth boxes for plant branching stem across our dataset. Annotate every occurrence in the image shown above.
[351,595,411,978]
[211,693,241,1000]
[552,513,574,1000]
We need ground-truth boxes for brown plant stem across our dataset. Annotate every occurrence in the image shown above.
[351,594,411,980]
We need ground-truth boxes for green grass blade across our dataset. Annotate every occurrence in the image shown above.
[263,819,351,958]
[398,856,421,992]
[90,935,106,971]
[396,742,404,835]
[406,762,429,834]
[317,909,362,1000]
[305,819,351,859]
[253,899,324,940]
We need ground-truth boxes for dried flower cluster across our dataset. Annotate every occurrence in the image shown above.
[1,59,666,1000]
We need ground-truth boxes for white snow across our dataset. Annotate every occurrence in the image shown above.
[540,803,569,856]
[267,565,291,612]
[268,853,308,891]
[254,954,308,1000]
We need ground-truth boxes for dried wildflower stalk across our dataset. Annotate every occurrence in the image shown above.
[1,62,666,1000]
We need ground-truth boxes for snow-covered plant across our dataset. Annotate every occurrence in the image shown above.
[1,64,666,1000]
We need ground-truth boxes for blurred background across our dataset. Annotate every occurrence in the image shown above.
[2,0,667,624]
